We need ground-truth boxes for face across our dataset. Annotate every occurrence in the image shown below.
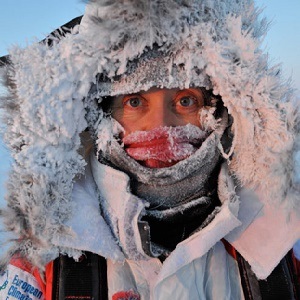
[110,87,205,137]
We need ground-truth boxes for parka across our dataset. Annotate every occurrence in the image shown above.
[0,0,300,299]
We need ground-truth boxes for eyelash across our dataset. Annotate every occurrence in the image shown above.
[122,92,202,109]
[176,96,197,107]
[123,96,144,108]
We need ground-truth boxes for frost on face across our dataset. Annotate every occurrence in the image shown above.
[96,117,124,154]
[199,106,219,131]
[122,124,209,168]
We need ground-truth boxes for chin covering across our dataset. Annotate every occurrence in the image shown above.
[0,0,299,269]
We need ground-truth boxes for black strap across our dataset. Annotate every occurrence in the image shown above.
[286,251,300,299]
[236,252,262,300]
[52,252,108,300]
[237,251,300,300]
[258,255,297,300]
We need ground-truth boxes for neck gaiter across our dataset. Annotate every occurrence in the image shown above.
[123,125,207,168]
[97,108,230,254]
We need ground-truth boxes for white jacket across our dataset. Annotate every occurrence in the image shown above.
[49,153,300,299]
[0,1,299,296]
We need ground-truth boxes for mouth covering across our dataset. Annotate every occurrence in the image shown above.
[97,108,230,253]
[97,107,229,185]
[123,125,208,168]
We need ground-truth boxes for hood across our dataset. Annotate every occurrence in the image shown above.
[0,0,299,268]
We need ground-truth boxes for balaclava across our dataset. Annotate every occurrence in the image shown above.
[94,89,230,254]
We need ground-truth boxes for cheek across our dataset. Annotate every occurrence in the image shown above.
[111,112,138,137]
[181,112,201,128]
[122,123,138,137]
[111,110,124,124]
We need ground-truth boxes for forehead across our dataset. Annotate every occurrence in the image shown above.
[114,87,204,99]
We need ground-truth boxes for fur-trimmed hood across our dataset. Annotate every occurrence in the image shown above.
[0,0,299,269]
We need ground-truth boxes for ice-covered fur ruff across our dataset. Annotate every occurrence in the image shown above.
[0,0,299,268]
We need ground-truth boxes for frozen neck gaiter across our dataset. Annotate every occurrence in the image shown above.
[98,109,230,252]
[123,125,207,168]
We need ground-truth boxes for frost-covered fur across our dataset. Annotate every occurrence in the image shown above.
[0,0,299,268]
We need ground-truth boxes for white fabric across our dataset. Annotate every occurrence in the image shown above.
[153,242,244,300]
[226,187,300,279]
[90,153,149,260]
[52,160,124,262]
[53,154,300,298]
[107,242,244,300]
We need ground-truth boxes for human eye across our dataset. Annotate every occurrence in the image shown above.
[178,96,197,107]
[173,89,205,116]
[123,95,144,108]
[175,90,202,110]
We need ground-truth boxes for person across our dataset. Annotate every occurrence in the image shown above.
[0,0,300,299]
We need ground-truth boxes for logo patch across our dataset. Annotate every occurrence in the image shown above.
[0,265,44,300]
[0,270,9,291]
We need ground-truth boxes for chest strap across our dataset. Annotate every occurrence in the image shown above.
[223,240,300,299]
[52,251,108,300]
[237,250,300,300]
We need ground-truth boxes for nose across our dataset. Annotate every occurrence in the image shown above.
[144,102,176,130]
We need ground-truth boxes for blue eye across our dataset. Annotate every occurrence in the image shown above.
[125,97,142,108]
[179,97,196,107]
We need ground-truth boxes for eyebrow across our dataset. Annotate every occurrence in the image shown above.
[122,92,142,98]
[175,89,202,97]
